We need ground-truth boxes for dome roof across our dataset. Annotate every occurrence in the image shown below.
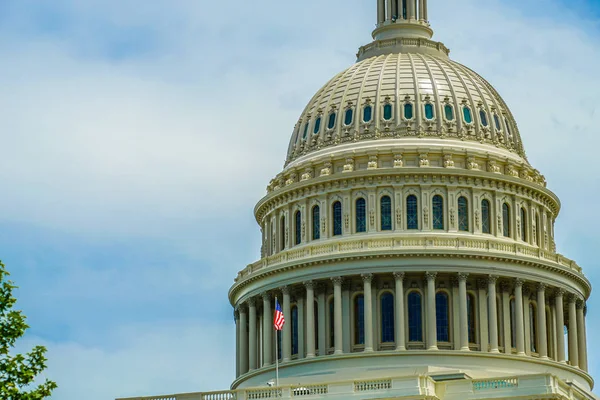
[285,51,527,168]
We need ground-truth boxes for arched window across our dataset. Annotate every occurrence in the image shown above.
[463,106,473,124]
[432,195,444,230]
[404,103,414,119]
[408,291,423,342]
[502,203,511,237]
[436,292,450,342]
[356,198,367,233]
[280,216,286,251]
[381,196,392,231]
[510,298,516,349]
[383,104,393,121]
[312,206,320,240]
[479,110,489,127]
[363,105,373,123]
[424,103,434,120]
[303,120,310,139]
[481,199,491,234]
[344,109,353,126]
[467,294,477,344]
[407,195,418,230]
[520,207,527,242]
[313,117,321,134]
[494,113,501,131]
[381,293,395,343]
[332,201,342,236]
[327,112,336,130]
[529,303,537,353]
[354,295,365,345]
[295,211,302,245]
[458,196,469,232]
[535,212,541,246]
[291,306,299,356]
[444,104,454,121]
[329,298,334,348]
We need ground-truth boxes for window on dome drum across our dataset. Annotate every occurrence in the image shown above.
[381,293,395,343]
[529,303,537,353]
[458,196,469,232]
[502,203,511,237]
[463,106,473,124]
[494,113,501,131]
[481,199,491,234]
[327,112,336,130]
[312,206,320,240]
[408,292,423,342]
[479,110,488,127]
[356,198,367,233]
[303,120,310,139]
[344,109,353,126]
[424,103,434,120]
[444,104,454,121]
[383,104,393,121]
[291,306,299,356]
[354,295,365,345]
[432,195,444,230]
[404,103,414,120]
[436,292,450,342]
[406,195,419,230]
[504,116,512,136]
[467,294,476,344]
[380,196,392,231]
[313,117,321,134]
[280,216,286,251]
[510,299,516,349]
[535,212,541,246]
[332,201,342,236]
[329,299,334,348]
[363,105,373,123]
[295,211,302,245]
[520,208,527,242]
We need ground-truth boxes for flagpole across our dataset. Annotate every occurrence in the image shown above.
[275,296,280,388]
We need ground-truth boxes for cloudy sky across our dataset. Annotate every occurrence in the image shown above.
[0,0,599,399]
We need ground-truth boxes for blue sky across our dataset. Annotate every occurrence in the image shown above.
[0,0,599,399]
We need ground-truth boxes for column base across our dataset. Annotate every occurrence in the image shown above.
[283,358,290,363]
[306,354,315,359]
[490,349,500,354]
[364,347,374,352]
[395,346,406,351]
[460,347,470,351]
[428,346,439,351]
[334,350,343,355]
[517,352,526,356]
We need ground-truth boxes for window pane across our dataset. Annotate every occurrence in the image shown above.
[463,106,473,124]
[408,292,422,342]
[432,195,444,230]
[280,216,286,250]
[480,110,488,127]
[303,121,310,139]
[404,103,414,119]
[505,116,512,136]
[295,211,302,245]
[354,295,365,345]
[407,195,418,230]
[467,294,476,343]
[520,208,527,242]
[329,300,334,348]
[494,114,501,131]
[510,299,516,349]
[381,293,395,343]
[356,198,366,233]
[530,303,537,353]
[333,202,342,236]
[292,306,299,355]
[313,117,321,134]
[383,104,393,121]
[363,105,373,122]
[381,196,392,231]
[344,109,353,126]
[424,103,434,120]
[444,104,454,121]
[503,203,510,237]
[482,200,491,234]
[328,112,336,130]
[458,196,469,232]
[312,206,320,240]
[436,292,449,342]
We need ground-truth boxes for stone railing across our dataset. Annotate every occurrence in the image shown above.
[236,235,581,283]
[472,377,518,391]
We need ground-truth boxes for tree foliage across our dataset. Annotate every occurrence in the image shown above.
[0,261,57,399]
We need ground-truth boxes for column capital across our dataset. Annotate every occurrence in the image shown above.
[450,276,459,288]
[555,288,566,297]
[477,278,487,290]
[500,281,511,293]
[488,275,499,285]
[234,309,240,319]
[458,272,469,282]
[514,278,524,287]
[280,285,291,295]
[568,293,580,304]
[522,285,531,297]
[261,292,271,301]
[247,297,256,307]
[331,276,343,286]
[576,299,585,310]
[537,283,547,292]
[304,280,314,290]
[361,273,374,283]
[425,272,437,281]
[393,271,405,281]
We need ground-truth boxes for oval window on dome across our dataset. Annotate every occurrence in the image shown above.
[363,105,373,122]
[424,103,434,120]
[494,114,501,131]
[479,110,488,127]
[344,109,353,126]
[302,120,310,139]
[404,103,414,120]
[327,112,336,130]
[463,106,473,124]
[313,117,321,134]
[444,104,454,121]
[504,116,512,136]
[383,104,393,121]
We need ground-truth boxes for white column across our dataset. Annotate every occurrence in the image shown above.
[282,286,292,362]
[408,0,416,19]
[394,272,406,351]
[554,290,565,363]
[458,273,470,351]
[332,277,343,355]
[377,0,385,24]
[342,285,351,353]
[239,306,248,375]
[568,295,579,368]
[502,283,511,354]
[426,272,438,350]
[488,276,499,353]
[262,293,272,366]
[235,310,240,377]
[304,281,315,358]
[478,279,489,352]
[422,0,428,20]
[297,295,305,359]
[577,301,587,371]
[537,284,548,359]
[418,0,424,21]
[317,288,326,356]
[362,273,374,352]
[387,0,393,21]
[514,280,525,356]
[523,287,531,355]
[248,298,258,370]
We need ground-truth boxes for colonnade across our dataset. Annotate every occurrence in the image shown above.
[234,272,588,379]
[377,0,427,24]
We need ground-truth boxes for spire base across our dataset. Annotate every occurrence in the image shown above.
[373,20,434,41]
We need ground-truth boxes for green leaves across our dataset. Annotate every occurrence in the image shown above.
[0,261,57,400]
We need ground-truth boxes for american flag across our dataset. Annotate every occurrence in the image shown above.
[273,298,285,331]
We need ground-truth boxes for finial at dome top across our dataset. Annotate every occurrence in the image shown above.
[374,0,433,40]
